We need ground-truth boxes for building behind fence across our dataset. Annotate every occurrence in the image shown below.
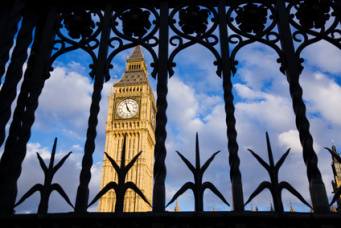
[0,0,341,227]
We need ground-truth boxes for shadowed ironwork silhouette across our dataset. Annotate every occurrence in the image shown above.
[14,138,73,214]
[245,132,310,212]
[167,132,229,211]
[325,146,341,207]
[88,134,151,212]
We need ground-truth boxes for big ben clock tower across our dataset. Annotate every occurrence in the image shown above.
[98,46,156,212]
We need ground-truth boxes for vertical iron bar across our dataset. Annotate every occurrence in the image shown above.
[218,0,244,212]
[75,4,112,213]
[0,12,38,149]
[0,6,58,214]
[152,0,169,212]
[0,0,25,85]
[275,0,329,212]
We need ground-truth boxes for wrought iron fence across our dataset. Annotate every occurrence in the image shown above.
[0,0,341,224]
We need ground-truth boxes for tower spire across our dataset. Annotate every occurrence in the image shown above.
[115,46,148,86]
[128,45,144,60]
[174,199,180,212]
[290,202,295,212]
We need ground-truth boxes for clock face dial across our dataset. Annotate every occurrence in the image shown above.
[117,99,139,118]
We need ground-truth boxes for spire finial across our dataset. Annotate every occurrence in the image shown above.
[174,198,180,212]
[128,45,144,60]
[270,200,274,212]
[290,202,295,212]
[331,204,337,212]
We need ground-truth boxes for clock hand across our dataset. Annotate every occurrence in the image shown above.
[125,100,131,112]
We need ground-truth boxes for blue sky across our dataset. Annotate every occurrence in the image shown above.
[1,6,341,214]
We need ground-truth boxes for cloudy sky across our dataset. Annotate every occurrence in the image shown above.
[1,7,341,214]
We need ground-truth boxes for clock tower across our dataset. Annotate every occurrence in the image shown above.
[98,46,156,212]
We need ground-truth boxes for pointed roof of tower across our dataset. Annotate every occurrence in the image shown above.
[290,202,295,212]
[270,202,274,212]
[114,46,148,86]
[128,45,144,60]
[174,199,180,212]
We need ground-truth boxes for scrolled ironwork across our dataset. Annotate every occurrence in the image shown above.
[0,0,339,217]
[287,0,341,70]
[48,8,103,80]
[324,147,341,207]
[167,133,229,212]
[0,1,25,85]
[0,7,59,214]
[107,4,160,79]
[119,7,152,38]
[88,134,151,212]
[74,4,113,213]
[276,0,330,212]
[245,132,311,213]
[294,0,332,30]
[168,2,221,77]
[0,12,38,149]
[14,138,73,214]
[227,0,285,74]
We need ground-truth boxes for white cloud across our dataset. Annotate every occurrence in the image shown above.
[167,76,203,133]
[234,44,284,91]
[71,144,82,151]
[301,40,341,75]
[278,130,302,154]
[235,85,295,132]
[278,129,321,155]
[301,72,341,126]
[14,140,103,214]
[5,38,341,213]
[34,66,92,134]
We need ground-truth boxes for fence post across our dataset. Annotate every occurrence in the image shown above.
[0,0,26,147]
[0,6,58,214]
[152,0,169,212]
[74,4,113,213]
[275,0,329,213]
[218,0,244,212]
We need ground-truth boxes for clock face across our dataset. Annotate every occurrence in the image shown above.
[117,99,139,118]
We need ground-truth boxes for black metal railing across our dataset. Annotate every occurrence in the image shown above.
[0,0,341,225]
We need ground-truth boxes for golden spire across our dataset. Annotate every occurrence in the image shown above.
[128,45,144,60]
[254,200,258,211]
[332,139,337,154]
[174,199,180,212]
[213,204,216,212]
[115,46,148,86]
[251,203,254,212]
[270,202,274,212]
[331,204,337,212]
[290,202,295,212]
